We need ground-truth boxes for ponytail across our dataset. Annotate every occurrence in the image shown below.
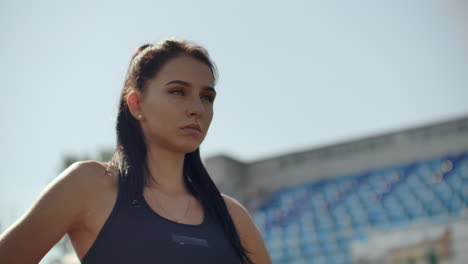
[184,149,253,264]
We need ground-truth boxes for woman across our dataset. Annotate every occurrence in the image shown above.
[0,38,272,264]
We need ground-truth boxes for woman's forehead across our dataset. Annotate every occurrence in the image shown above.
[155,56,214,86]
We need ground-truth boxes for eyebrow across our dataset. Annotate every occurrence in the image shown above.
[165,80,216,93]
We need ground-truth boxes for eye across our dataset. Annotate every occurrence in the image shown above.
[170,89,184,95]
[201,95,215,103]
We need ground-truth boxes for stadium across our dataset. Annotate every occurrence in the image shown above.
[206,114,468,264]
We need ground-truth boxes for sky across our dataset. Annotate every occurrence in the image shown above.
[1,0,467,257]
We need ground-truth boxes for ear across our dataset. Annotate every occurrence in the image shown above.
[127,90,144,120]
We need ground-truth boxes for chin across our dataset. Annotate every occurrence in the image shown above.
[176,143,201,154]
[177,137,205,153]
[184,148,199,154]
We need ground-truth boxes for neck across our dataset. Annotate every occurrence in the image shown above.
[145,147,188,196]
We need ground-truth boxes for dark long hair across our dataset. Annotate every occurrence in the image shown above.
[109,38,253,264]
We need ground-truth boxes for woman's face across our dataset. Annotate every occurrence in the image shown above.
[133,55,216,154]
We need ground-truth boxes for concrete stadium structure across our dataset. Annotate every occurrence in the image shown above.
[206,114,468,212]
[205,113,468,264]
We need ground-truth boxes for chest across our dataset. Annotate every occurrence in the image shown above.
[79,199,240,264]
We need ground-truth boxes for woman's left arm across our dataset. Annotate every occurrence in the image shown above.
[222,194,273,264]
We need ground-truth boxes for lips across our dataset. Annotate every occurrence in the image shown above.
[182,123,201,133]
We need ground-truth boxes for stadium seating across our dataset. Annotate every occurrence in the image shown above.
[253,151,468,264]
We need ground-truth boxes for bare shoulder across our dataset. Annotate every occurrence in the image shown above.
[54,160,118,209]
[0,160,117,263]
[65,160,119,223]
[221,193,248,215]
[52,160,117,189]
[67,160,118,194]
[22,159,118,229]
[68,160,118,183]
[221,194,252,232]
[221,193,272,264]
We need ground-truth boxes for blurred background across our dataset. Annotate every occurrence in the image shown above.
[1,0,468,263]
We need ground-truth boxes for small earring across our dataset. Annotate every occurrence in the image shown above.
[138,114,142,119]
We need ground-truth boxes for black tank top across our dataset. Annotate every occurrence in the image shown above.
[80,175,241,264]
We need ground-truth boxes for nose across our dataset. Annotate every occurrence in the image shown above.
[186,97,205,117]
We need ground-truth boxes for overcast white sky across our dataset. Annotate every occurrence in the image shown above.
[1,0,467,241]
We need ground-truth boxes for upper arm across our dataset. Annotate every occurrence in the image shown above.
[221,194,272,264]
[0,161,102,263]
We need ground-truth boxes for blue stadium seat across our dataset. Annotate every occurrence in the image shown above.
[254,151,468,264]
